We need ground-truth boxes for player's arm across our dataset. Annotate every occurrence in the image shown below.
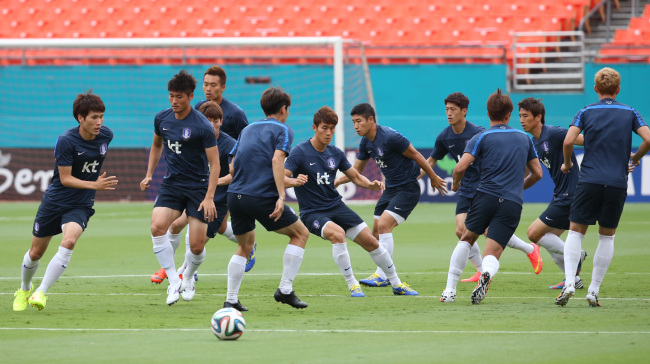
[140,133,163,191]
[630,125,650,168]
[269,150,288,221]
[284,169,308,188]
[335,158,368,187]
[342,166,385,191]
[561,126,581,173]
[403,144,447,195]
[217,174,232,186]
[574,134,585,146]
[452,152,474,192]
[198,146,220,222]
[524,158,543,189]
[59,166,118,190]
[418,157,437,180]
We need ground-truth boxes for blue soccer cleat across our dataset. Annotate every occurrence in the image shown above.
[245,242,256,272]
[350,284,365,297]
[393,282,418,296]
[359,273,390,287]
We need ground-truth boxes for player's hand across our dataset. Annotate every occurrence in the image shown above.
[96,172,118,191]
[368,180,385,191]
[140,176,152,191]
[629,152,640,173]
[334,177,345,188]
[287,174,308,187]
[560,162,572,174]
[416,169,426,180]
[451,181,460,192]
[430,174,448,195]
[198,198,217,222]
[269,198,285,222]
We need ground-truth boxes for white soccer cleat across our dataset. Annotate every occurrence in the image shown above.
[180,277,196,301]
[440,289,456,303]
[586,291,601,307]
[555,285,575,306]
[166,283,180,305]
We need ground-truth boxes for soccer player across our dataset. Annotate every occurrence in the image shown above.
[424,92,542,287]
[140,70,220,306]
[285,106,419,297]
[519,97,588,290]
[224,87,310,311]
[151,65,252,284]
[335,103,447,288]
[13,91,117,311]
[444,89,542,304]
[555,67,650,307]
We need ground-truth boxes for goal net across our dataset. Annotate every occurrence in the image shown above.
[0,37,377,202]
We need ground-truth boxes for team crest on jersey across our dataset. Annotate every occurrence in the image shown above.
[376,147,384,157]
[313,220,320,229]
[542,141,549,152]
[182,128,191,140]
[100,144,108,155]
[34,222,39,232]
[327,158,336,170]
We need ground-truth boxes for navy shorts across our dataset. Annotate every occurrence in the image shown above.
[465,191,522,248]
[32,197,95,238]
[539,198,572,230]
[455,195,473,215]
[206,204,229,239]
[227,193,299,235]
[569,182,627,229]
[154,183,210,223]
[300,202,366,240]
[374,181,421,220]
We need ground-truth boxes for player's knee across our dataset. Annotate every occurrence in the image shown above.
[455,227,463,239]
[150,222,168,237]
[325,229,346,245]
[169,221,184,234]
[527,226,543,243]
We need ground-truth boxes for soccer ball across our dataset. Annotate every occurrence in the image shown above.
[211,307,246,340]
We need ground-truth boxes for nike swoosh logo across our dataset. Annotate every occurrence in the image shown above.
[162,128,169,131]
[154,249,166,254]
[77,151,85,155]
[344,267,351,271]
[449,145,455,148]
[310,162,316,165]
[394,207,402,210]
[388,264,394,269]
[545,217,553,221]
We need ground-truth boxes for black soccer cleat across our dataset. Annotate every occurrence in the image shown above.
[274,289,308,309]
[223,300,249,312]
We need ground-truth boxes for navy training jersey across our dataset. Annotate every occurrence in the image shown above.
[195,98,249,140]
[571,98,646,189]
[465,124,538,205]
[229,118,294,198]
[357,125,419,187]
[430,121,485,198]
[45,125,113,207]
[154,108,218,188]
[214,131,237,205]
[285,140,352,215]
[533,125,578,202]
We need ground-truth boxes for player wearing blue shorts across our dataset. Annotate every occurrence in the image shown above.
[151,65,252,284]
[285,106,419,297]
[13,91,118,311]
[140,70,220,306]
[447,89,542,304]
[556,68,650,307]
[519,97,589,290]
[224,87,310,311]
[335,103,447,288]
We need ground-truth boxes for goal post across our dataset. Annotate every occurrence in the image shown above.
[0,37,373,201]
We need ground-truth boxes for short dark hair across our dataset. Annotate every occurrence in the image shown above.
[350,103,376,121]
[73,89,105,122]
[168,70,197,95]
[518,97,545,124]
[204,65,227,85]
[486,88,513,122]
[444,92,470,109]
[199,101,223,120]
[260,87,291,116]
[313,106,338,127]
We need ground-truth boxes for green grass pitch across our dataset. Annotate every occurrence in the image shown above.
[1,201,649,363]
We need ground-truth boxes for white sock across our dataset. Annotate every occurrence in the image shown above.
[152,234,180,286]
[226,255,246,303]
[482,255,500,278]
[182,248,206,280]
[36,246,73,294]
[21,250,40,291]
[538,233,565,255]
[220,222,238,243]
[564,230,584,287]
[368,245,401,287]
[550,251,565,272]
[446,241,471,291]
[467,242,483,271]
[507,234,534,254]
[374,233,394,279]
[168,231,181,255]
[588,234,615,295]
[279,244,305,294]
[332,243,357,288]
